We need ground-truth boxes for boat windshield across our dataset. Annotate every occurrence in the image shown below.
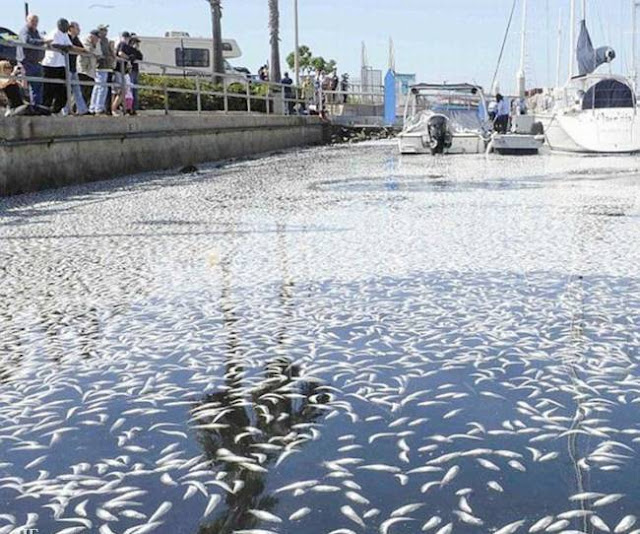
[405,89,489,133]
[581,79,635,110]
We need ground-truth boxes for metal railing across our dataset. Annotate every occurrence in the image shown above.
[0,39,382,119]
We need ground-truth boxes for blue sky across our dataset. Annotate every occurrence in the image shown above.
[5,0,637,90]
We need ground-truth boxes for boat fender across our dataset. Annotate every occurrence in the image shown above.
[532,121,544,135]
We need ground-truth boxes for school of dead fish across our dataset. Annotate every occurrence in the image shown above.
[0,145,639,534]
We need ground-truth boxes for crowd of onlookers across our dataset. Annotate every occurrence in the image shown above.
[1,13,354,119]
[0,14,143,117]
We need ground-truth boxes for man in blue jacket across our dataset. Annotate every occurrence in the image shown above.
[17,14,45,106]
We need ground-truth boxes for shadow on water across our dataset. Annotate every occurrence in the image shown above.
[194,357,327,534]
[313,175,545,194]
[194,247,327,533]
[0,226,347,241]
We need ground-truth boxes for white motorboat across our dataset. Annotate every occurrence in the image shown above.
[398,83,490,155]
[488,115,545,155]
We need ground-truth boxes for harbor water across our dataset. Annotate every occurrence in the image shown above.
[1,142,639,534]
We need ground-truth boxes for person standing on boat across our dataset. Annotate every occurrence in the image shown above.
[494,93,510,133]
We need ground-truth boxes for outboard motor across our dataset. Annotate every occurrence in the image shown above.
[427,115,452,155]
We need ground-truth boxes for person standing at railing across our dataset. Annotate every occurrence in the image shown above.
[90,25,113,115]
[41,18,76,115]
[111,31,132,115]
[330,71,339,105]
[17,14,45,106]
[494,93,510,134]
[340,73,349,104]
[79,30,101,109]
[281,72,294,115]
[115,32,143,115]
[63,22,89,116]
[128,35,143,114]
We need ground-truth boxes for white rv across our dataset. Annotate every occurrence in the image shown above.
[137,31,245,76]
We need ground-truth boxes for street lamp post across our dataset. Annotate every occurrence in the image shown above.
[294,0,300,86]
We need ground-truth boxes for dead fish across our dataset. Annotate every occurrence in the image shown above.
[203,494,221,518]
[148,501,172,524]
[590,516,611,532]
[528,516,554,532]
[615,516,637,533]
[434,523,453,534]
[248,510,282,523]
[380,518,414,534]
[454,511,483,526]
[391,504,423,517]
[594,494,624,507]
[289,507,311,521]
[340,506,365,528]
[494,519,526,534]
[440,466,460,486]
[546,519,570,532]
[422,516,442,531]
[344,488,370,504]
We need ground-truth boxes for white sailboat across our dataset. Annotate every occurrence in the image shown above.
[537,0,640,154]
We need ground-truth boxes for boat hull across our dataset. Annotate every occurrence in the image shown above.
[538,109,640,154]
[489,133,545,155]
[398,133,486,155]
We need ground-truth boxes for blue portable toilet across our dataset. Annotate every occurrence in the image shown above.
[384,69,396,126]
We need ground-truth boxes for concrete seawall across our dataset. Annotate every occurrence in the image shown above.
[0,114,325,196]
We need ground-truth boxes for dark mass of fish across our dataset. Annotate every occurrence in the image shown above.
[1,144,639,534]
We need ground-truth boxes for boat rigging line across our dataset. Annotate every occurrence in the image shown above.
[490,0,519,94]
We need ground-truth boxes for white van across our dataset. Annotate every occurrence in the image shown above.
[137,31,245,76]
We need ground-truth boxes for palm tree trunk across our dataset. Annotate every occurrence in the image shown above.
[268,0,282,82]
[209,0,225,84]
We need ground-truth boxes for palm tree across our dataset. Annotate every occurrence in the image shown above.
[268,0,282,82]
[207,0,225,83]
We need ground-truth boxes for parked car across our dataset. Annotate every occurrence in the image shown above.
[0,27,19,61]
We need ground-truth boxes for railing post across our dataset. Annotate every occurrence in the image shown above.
[223,76,229,113]
[162,66,169,115]
[246,79,251,113]
[282,84,286,115]
[266,83,271,115]
[64,52,72,113]
[196,74,202,114]
[120,60,126,114]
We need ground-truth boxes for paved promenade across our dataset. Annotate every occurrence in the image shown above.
[1,144,639,533]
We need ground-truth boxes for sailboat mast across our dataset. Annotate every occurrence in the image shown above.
[569,0,576,78]
[633,0,638,91]
[517,0,527,97]
[556,8,563,87]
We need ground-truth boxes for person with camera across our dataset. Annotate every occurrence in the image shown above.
[0,60,50,116]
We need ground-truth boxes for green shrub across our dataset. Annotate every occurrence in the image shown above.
[138,75,282,113]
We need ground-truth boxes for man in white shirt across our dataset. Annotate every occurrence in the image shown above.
[41,18,74,113]
[494,93,511,134]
